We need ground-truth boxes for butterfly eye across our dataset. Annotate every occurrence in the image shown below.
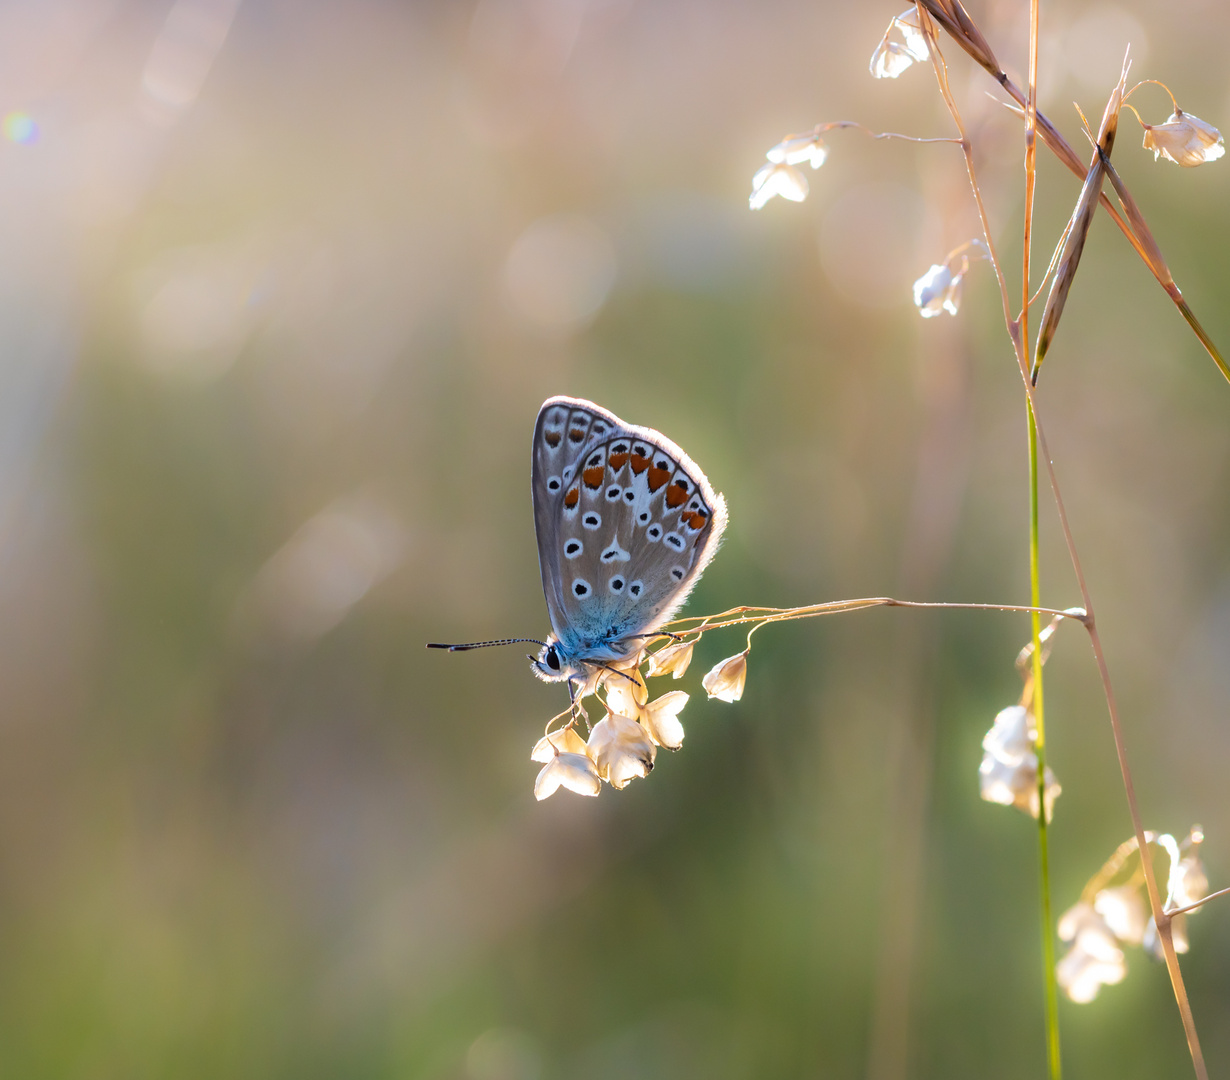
[546,647,561,671]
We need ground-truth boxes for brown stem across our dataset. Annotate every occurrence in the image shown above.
[913,3,1209,1074]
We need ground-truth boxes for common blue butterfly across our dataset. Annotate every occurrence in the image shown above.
[430,396,727,696]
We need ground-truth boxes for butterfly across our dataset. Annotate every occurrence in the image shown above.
[430,396,727,695]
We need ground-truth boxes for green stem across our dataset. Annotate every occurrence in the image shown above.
[1028,402,1062,1079]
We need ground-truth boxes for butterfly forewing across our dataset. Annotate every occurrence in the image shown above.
[532,396,726,663]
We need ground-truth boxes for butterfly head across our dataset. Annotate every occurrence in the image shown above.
[530,637,586,682]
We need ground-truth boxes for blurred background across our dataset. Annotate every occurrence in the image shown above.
[0,0,1227,1076]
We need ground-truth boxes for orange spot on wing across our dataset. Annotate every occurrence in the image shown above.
[608,451,629,471]
[665,485,688,508]
[569,428,585,443]
[544,431,561,447]
[582,466,604,489]
[647,467,671,492]
[564,487,580,508]
[683,511,706,529]
[629,454,650,474]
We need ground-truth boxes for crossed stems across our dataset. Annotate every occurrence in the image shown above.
[913,1,1212,1075]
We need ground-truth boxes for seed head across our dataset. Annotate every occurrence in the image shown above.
[1142,110,1225,166]
[766,132,828,170]
[587,711,656,789]
[869,8,930,79]
[643,690,689,750]
[645,638,695,679]
[702,650,749,702]
[1056,902,1127,1002]
[749,162,808,210]
[534,752,601,800]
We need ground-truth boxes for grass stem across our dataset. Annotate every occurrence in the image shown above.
[1028,403,1062,1080]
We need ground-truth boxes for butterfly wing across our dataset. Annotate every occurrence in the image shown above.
[532,395,727,662]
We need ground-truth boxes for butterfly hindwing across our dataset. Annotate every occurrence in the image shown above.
[532,396,727,665]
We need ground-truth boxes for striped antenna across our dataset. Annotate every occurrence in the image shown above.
[426,638,548,652]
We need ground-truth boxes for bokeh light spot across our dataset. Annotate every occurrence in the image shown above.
[503,213,617,330]
[2,112,39,144]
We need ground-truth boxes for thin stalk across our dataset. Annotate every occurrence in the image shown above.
[1169,884,1230,918]
[1022,3,1061,1074]
[906,7,1208,1072]
[1028,403,1062,1079]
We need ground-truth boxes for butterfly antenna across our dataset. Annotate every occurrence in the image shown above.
[426,638,547,652]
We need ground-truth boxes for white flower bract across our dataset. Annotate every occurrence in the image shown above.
[534,752,601,800]
[1056,902,1127,1003]
[869,8,930,79]
[749,162,809,210]
[978,704,1060,820]
[912,263,963,318]
[1093,885,1147,946]
[1142,110,1225,166]
[587,712,656,789]
[766,133,828,170]
[645,639,694,679]
[643,690,688,750]
[530,725,588,762]
[702,650,748,702]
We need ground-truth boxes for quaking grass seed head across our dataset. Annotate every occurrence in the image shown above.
[869,7,930,79]
[1056,828,1210,999]
[702,649,749,702]
[749,161,809,209]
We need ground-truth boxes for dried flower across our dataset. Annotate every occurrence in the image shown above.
[643,691,689,750]
[869,8,930,79]
[605,672,689,750]
[1056,902,1127,1003]
[645,638,694,679]
[912,263,963,317]
[587,712,655,789]
[1057,826,1209,999]
[1093,885,1147,946]
[766,132,828,170]
[749,162,808,210]
[534,752,601,800]
[530,725,588,762]
[604,673,649,721]
[702,650,749,702]
[1142,110,1225,166]
[981,705,1032,763]
[978,705,1061,821]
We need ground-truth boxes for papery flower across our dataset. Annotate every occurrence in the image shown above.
[1157,830,1208,912]
[604,672,649,721]
[982,705,1032,764]
[1056,902,1127,1003]
[645,638,694,679]
[749,162,809,210]
[869,8,930,79]
[1142,110,1225,166]
[766,133,828,170]
[1093,885,1147,946]
[912,263,963,318]
[702,650,748,702]
[530,725,588,762]
[588,712,656,789]
[978,705,1060,820]
[643,690,689,750]
[979,753,1060,821]
[534,752,601,800]
[1171,847,1209,913]
[1139,829,1206,957]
